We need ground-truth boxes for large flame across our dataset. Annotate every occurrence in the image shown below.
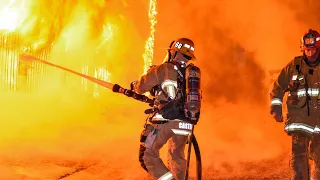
[0,0,154,179]
[0,0,118,95]
[0,0,27,31]
[142,0,157,74]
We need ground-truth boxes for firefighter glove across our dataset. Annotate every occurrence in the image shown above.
[271,106,283,122]
[130,80,138,91]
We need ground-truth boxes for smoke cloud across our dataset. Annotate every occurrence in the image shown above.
[153,0,320,178]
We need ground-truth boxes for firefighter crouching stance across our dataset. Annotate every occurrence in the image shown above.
[131,38,201,180]
[270,29,320,180]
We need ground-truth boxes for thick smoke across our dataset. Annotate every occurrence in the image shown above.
[153,0,320,177]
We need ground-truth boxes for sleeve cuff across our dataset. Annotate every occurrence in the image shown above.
[271,98,282,106]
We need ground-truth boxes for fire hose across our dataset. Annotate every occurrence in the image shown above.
[19,53,202,180]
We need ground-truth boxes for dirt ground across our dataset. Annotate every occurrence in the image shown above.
[0,92,294,180]
[204,155,292,180]
[0,153,293,180]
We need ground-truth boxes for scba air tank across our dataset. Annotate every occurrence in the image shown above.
[185,64,201,121]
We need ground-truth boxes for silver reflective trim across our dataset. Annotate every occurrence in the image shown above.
[296,88,319,97]
[284,123,319,135]
[171,129,191,136]
[271,98,282,106]
[152,114,183,121]
[292,75,298,80]
[153,114,166,121]
[158,172,173,180]
[161,79,177,99]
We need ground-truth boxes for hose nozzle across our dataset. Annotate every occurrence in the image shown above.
[113,84,154,105]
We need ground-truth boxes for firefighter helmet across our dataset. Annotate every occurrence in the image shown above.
[169,38,196,60]
[300,29,320,51]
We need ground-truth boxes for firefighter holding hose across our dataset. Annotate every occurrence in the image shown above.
[19,37,202,180]
[131,38,201,180]
[270,29,320,179]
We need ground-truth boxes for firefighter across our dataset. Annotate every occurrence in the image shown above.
[131,38,197,180]
[270,29,320,180]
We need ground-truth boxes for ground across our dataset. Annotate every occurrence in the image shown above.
[0,93,294,180]
[0,153,292,180]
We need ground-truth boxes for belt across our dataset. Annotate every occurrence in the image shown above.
[150,120,169,124]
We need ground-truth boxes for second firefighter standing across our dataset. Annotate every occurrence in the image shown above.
[270,29,320,180]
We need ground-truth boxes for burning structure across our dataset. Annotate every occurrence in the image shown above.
[0,30,51,92]
[0,0,156,98]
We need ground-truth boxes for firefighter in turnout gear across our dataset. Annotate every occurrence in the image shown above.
[131,38,199,180]
[270,29,320,180]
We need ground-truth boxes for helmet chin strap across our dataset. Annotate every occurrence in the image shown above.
[169,50,190,67]
[180,61,188,67]
[172,51,177,60]
[173,59,188,68]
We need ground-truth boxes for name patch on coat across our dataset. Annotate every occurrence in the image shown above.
[179,122,193,130]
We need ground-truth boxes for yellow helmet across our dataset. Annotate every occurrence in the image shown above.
[169,38,196,60]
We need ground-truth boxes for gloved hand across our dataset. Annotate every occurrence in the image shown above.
[270,106,283,122]
[130,80,138,91]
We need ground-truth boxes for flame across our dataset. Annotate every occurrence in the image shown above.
[0,8,19,31]
[81,65,89,91]
[96,23,114,52]
[92,23,114,96]
[142,0,157,74]
[0,0,27,31]
[0,0,118,94]
[93,67,111,97]
[0,1,155,178]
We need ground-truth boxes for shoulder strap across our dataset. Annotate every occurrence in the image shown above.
[293,56,303,74]
[159,62,185,101]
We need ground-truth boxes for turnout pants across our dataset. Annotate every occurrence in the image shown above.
[139,120,192,180]
[291,133,320,180]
